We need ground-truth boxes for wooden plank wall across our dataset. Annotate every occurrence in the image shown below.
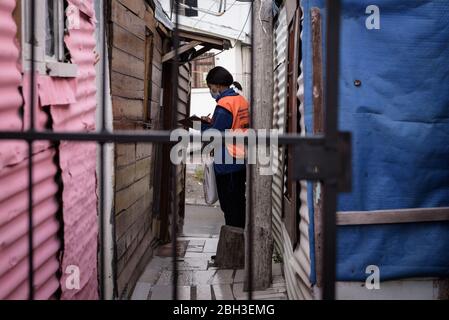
[108,0,164,298]
[175,63,191,233]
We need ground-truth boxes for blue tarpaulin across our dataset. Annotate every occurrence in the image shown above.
[300,0,449,283]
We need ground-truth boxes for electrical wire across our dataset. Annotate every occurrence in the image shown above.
[191,1,251,60]
[192,0,238,28]
[193,1,218,28]
[232,3,252,48]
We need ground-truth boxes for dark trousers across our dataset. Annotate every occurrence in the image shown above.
[215,168,246,229]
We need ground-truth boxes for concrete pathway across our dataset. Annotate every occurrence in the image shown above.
[131,203,287,300]
[131,235,287,300]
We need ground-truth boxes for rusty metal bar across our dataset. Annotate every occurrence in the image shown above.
[0,130,326,145]
[321,0,342,300]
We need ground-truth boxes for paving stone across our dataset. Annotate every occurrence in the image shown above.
[234,269,245,283]
[146,256,172,270]
[186,245,204,253]
[182,233,217,239]
[178,237,211,242]
[193,270,217,285]
[232,282,287,300]
[150,285,172,300]
[168,258,208,271]
[139,267,162,285]
[178,286,191,300]
[251,286,287,296]
[271,282,287,289]
[156,270,194,286]
[213,284,234,300]
[211,269,234,285]
[133,236,291,302]
[196,285,212,300]
[178,271,195,286]
[272,262,283,277]
[157,241,189,257]
[272,275,285,284]
[131,282,152,300]
[254,293,287,300]
[189,240,206,247]
[156,270,173,286]
[232,283,247,300]
[184,252,215,259]
[203,239,219,253]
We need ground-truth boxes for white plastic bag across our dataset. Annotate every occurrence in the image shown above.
[203,158,218,205]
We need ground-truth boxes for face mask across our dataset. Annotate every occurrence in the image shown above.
[210,89,220,100]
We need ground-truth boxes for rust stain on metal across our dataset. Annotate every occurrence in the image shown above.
[311,7,324,289]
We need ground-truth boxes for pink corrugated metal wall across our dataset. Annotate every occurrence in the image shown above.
[56,0,99,300]
[0,0,62,300]
[0,0,24,167]
[0,0,100,300]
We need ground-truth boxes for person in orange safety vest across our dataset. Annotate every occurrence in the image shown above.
[201,67,249,230]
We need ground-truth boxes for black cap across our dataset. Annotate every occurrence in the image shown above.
[206,66,234,86]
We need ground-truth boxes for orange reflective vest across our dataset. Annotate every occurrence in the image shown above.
[217,95,250,159]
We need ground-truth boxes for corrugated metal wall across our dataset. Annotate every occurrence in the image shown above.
[272,4,314,300]
[288,5,313,300]
[272,7,288,256]
[55,0,99,300]
[0,0,62,300]
[0,150,61,300]
[0,0,23,167]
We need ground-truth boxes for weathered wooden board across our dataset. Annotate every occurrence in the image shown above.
[337,207,449,226]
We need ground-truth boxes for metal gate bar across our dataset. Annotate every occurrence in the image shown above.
[0,0,349,300]
[322,0,342,300]
[171,0,180,301]
[99,0,108,299]
[27,0,37,301]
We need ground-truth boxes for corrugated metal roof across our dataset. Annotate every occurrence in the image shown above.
[154,0,174,30]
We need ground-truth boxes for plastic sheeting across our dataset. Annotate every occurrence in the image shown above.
[301,0,449,282]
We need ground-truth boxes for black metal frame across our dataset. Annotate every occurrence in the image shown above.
[0,0,348,300]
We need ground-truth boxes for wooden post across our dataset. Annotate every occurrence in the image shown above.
[215,226,245,269]
[245,0,273,291]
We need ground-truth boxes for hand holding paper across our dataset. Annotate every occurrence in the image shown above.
[178,114,212,128]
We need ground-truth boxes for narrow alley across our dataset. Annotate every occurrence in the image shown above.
[1,0,449,305]
[131,166,287,300]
